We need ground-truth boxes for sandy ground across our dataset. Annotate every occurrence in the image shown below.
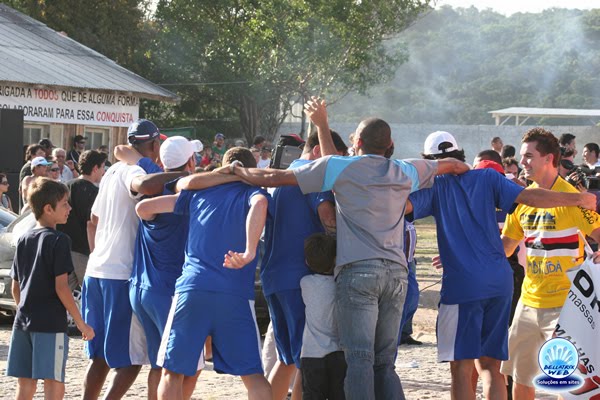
[0,282,554,399]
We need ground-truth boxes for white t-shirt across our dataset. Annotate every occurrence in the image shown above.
[300,274,341,358]
[257,158,270,169]
[59,166,73,183]
[86,162,146,280]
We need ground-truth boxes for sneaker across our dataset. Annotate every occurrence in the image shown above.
[400,335,423,346]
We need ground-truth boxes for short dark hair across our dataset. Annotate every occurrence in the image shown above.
[74,134,86,144]
[559,133,576,147]
[304,233,336,275]
[423,149,466,162]
[477,149,503,165]
[502,157,519,169]
[491,136,502,144]
[356,118,392,155]
[501,145,516,158]
[223,147,257,168]
[253,136,266,146]
[28,177,69,220]
[79,150,107,175]
[584,143,600,157]
[522,128,560,168]
[305,130,348,154]
[25,144,43,161]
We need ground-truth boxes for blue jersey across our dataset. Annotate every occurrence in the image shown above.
[409,169,524,304]
[261,159,334,295]
[174,182,270,299]
[131,182,188,296]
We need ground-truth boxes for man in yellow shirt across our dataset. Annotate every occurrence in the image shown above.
[501,127,600,399]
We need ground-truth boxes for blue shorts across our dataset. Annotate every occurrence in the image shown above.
[6,329,69,382]
[82,276,148,368]
[437,295,511,362]
[129,284,175,369]
[265,289,305,368]
[158,290,261,377]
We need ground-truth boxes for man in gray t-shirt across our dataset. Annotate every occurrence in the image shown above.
[229,106,469,400]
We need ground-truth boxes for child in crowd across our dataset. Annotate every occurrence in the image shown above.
[301,233,346,400]
[6,177,94,400]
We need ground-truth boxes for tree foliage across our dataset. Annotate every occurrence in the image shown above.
[329,6,600,125]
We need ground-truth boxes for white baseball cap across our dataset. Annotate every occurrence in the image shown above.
[31,156,52,168]
[423,131,460,155]
[160,136,203,170]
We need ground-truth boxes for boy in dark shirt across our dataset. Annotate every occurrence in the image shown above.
[6,177,94,399]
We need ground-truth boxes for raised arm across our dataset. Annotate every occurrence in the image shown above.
[175,171,241,193]
[131,172,189,196]
[114,144,142,165]
[436,158,470,176]
[232,164,298,187]
[305,97,337,156]
[223,194,268,269]
[515,188,597,211]
[135,194,178,221]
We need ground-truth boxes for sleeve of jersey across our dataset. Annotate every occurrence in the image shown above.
[53,235,75,276]
[408,188,434,219]
[137,157,163,174]
[394,159,438,192]
[9,245,19,281]
[124,165,147,200]
[174,190,192,216]
[572,207,600,236]
[293,157,329,194]
[493,171,524,212]
[307,191,334,215]
[502,208,524,241]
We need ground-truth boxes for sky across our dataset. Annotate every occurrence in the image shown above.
[435,0,599,15]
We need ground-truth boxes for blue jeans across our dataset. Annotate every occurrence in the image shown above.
[399,259,419,343]
[335,259,408,400]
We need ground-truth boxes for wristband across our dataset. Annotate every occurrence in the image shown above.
[230,160,244,174]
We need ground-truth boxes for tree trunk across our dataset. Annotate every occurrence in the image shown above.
[240,94,259,147]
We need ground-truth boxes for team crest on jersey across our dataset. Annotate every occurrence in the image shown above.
[522,212,556,230]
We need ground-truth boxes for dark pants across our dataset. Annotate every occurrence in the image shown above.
[301,352,347,400]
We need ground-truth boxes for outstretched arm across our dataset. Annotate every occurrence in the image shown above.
[516,188,597,211]
[305,97,337,156]
[131,172,190,196]
[175,171,241,193]
[135,194,178,221]
[223,194,268,269]
[436,158,470,176]
[231,164,297,187]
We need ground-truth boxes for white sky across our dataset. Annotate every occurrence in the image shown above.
[435,0,600,15]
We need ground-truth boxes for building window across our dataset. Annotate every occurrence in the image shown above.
[84,127,110,150]
[23,124,50,146]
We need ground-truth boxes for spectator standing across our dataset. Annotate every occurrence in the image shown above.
[53,148,78,183]
[582,142,600,170]
[21,157,52,209]
[253,135,267,150]
[491,137,503,154]
[38,138,55,159]
[558,133,577,157]
[6,178,94,399]
[47,161,60,181]
[67,135,86,166]
[212,133,227,160]
[0,173,13,211]
[57,150,107,289]
[257,147,272,168]
[97,145,112,169]
[501,145,516,159]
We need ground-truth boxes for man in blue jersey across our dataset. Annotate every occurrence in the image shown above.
[263,123,347,399]
[135,148,272,400]
[130,136,202,400]
[407,131,598,400]
[227,99,470,400]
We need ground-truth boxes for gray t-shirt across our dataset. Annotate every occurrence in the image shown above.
[300,274,340,358]
[293,155,437,272]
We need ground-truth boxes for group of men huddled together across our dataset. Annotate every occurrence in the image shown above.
[6,97,600,400]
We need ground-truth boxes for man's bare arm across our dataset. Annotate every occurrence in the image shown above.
[305,97,337,156]
[135,194,178,221]
[114,145,142,165]
[175,172,241,193]
[317,201,336,234]
[516,188,597,211]
[501,235,520,257]
[11,279,20,304]
[223,194,268,269]
[87,214,98,253]
[232,164,297,187]
[436,158,470,176]
[131,172,190,196]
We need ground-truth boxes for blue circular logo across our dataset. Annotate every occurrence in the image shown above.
[538,338,578,379]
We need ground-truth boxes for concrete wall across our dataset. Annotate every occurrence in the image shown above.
[278,123,600,165]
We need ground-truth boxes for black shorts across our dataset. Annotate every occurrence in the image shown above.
[301,351,347,400]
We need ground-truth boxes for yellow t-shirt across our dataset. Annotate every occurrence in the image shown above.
[503,177,600,308]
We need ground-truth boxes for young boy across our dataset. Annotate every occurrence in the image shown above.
[7,177,94,400]
[301,233,346,400]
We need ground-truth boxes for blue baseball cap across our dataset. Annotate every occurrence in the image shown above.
[127,119,167,144]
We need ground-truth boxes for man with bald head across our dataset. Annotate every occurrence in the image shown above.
[228,100,470,400]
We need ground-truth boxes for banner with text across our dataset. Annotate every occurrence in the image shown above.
[0,84,139,127]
